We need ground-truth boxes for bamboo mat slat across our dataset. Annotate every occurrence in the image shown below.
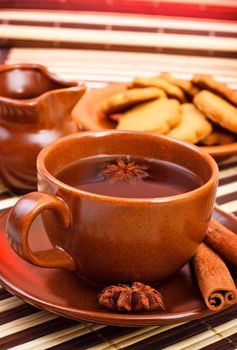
[1,25,236,57]
[0,297,25,313]
[0,312,59,338]
[1,10,237,33]
[6,324,106,350]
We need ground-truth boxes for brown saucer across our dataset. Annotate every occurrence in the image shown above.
[72,84,237,161]
[0,208,236,327]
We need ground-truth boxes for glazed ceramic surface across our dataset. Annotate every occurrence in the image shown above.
[1,208,236,326]
[7,131,218,286]
[0,64,86,193]
[72,84,237,160]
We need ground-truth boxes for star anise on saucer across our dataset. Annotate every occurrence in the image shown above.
[98,284,132,311]
[132,282,165,311]
[100,159,149,183]
[98,282,165,312]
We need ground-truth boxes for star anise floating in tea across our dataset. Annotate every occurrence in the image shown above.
[98,282,165,312]
[101,159,149,183]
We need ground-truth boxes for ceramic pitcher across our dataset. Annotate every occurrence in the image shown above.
[0,64,86,193]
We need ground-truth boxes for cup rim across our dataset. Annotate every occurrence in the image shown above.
[37,130,219,204]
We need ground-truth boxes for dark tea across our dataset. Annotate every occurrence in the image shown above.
[55,155,203,198]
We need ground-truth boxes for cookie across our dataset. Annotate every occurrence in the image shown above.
[200,128,236,146]
[194,90,237,134]
[127,76,186,102]
[116,98,181,133]
[100,87,166,116]
[192,74,237,106]
[160,72,200,97]
[167,103,212,144]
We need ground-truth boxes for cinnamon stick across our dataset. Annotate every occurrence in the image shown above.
[193,243,237,311]
[205,219,237,266]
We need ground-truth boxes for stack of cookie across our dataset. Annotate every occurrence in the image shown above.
[99,74,237,146]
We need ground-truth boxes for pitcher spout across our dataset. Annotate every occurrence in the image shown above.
[39,84,86,128]
[0,64,86,128]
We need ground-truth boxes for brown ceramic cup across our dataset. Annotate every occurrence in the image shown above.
[7,131,218,286]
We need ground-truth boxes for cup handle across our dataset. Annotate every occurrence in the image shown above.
[7,192,77,271]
